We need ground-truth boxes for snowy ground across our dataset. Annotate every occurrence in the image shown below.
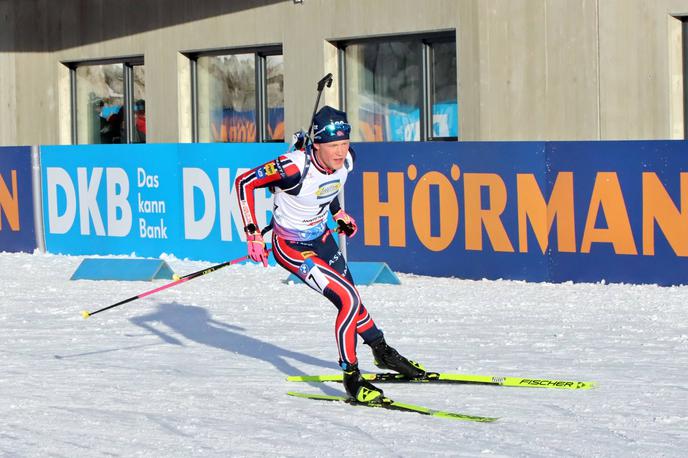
[1,251,687,457]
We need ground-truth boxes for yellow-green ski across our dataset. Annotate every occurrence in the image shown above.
[287,391,498,422]
[287,372,596,390]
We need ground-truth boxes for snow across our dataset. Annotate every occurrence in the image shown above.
[1,251,687,457]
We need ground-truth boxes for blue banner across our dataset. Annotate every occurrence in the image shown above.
[345,141,688,286]
[37,140,688,285]
[0,146,36,253]
[40,143,286,262]
[345,142,548,280]
[547,141,688,285]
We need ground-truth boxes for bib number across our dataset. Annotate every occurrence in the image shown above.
[298,258,329,292]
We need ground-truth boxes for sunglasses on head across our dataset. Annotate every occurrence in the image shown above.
[314,121,351,140]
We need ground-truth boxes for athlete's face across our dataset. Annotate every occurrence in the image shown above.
[314,140,350,170]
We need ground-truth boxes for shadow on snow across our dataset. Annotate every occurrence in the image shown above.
[129,302,343,395]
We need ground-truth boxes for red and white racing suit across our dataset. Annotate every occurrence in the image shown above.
[235,147,384,368]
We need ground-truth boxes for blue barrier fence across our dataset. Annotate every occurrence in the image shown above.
[0,146,36,253]
[40,143,284,262]
[4,140,684,285]
[344,141,688,286]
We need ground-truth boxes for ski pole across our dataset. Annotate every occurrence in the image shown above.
[306,73,334,140]
[82,226,274,318]
[288,74,333,153]
[174,224,273,281]
[81,249,272,319]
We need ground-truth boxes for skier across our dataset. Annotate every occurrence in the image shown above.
[235,106,425,403]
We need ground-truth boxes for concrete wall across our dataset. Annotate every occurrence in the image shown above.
[0,0,17,144]
[1,0,688,145]
[598,0,688,139]
[475,0,599,140]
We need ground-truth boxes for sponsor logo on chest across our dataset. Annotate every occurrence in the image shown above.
[315,179,341,199]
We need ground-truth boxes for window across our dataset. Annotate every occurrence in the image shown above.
[69,58,145,144]
[430,40,458,139]
[339,33,457,142]
[190,47,284,143]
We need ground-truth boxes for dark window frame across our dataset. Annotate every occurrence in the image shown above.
[187,45,283,143]
[337,31,458,142]
[65,56,144,145]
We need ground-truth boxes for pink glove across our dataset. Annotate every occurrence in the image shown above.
[247,233,269,267]
[333,209,358,237]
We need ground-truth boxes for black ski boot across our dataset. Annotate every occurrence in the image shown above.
[369,337,426,379]
[342,363,383,403]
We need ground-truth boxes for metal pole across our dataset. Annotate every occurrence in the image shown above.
[30,145,46,253]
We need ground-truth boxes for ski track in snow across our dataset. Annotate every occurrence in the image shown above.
[1,251,687,457]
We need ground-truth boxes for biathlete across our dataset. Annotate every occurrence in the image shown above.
[235,106,425,403]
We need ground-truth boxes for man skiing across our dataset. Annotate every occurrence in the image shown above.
[235,106,425,403]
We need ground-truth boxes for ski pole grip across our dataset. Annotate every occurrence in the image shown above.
[317,73,333,91]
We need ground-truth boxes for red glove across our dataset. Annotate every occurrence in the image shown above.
[247,233,269,267]
[333,209,358,237]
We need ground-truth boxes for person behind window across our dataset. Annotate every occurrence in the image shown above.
[133,99,146,143]
[234,106,426,403]
[99,97,123,143]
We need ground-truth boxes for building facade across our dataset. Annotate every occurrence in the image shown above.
[1,0,688,146]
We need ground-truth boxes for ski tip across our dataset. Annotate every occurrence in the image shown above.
[434,411,500,422]
[172,274,181,281]
[560,380,597,390]
[286,391,322,398]
[432,412,500,423]
[80,310,90,319]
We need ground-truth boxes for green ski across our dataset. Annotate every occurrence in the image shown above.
[287,372,596,390]
[287,391,498,422]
